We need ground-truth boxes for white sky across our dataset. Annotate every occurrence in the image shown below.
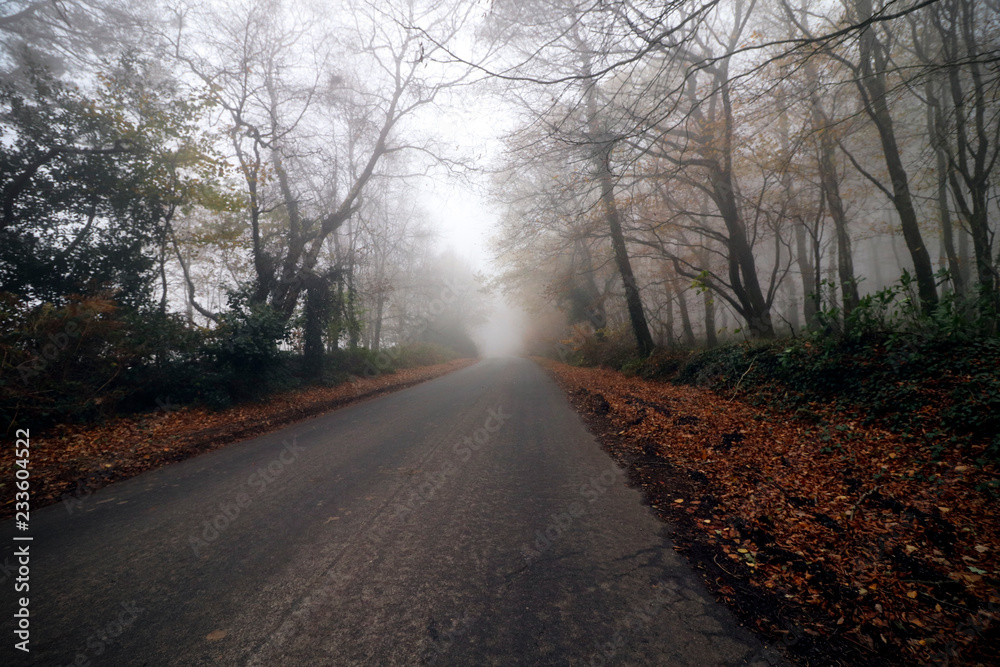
[412,83,528,355]
[414,81,513,273]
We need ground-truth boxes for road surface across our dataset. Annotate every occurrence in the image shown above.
[2,358,782,666]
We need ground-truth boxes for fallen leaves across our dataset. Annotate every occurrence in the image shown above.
[542,358,999,666]
[0,359,474,519]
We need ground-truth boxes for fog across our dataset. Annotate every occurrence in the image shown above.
[2,0,998,365]
[473,301,528,357]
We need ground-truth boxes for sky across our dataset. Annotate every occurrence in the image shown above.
[412,84,528,356]
[418,177,498,269]
[414,79,512,270]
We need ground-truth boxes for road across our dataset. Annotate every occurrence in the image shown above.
[2,358,781,666]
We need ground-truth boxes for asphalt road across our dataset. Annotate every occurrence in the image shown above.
[2,358,782,666]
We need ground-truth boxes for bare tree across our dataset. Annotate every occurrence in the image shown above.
[170,0,472,324]
[486,0,656,354]
[914,0,1000,321]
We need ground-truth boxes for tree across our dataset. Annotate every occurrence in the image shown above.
[486,0,656,354]
[0,57,211,307]
[779,0,939,311]
[172,0,472,326]
[914,0,1000,323]
[630,0,785,338]
[1,0,155,83]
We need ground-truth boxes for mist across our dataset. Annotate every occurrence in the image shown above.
[3,2,999,665]
[2,0,998,402]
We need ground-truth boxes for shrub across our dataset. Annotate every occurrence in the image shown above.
[0,292,214,428]
[206,290,292,402]
[573,326,636,369]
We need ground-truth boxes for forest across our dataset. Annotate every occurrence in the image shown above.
[2,1,1000,665]
[488,0,999,348]
[3,0,998,430]
[2,0,487,430]
[483,0,1000,475]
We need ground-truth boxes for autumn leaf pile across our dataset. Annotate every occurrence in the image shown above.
[1,359,474,518]
[542,359,998,666]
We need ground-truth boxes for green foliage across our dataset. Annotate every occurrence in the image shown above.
[677,338,1000,467]
[0,292,212,428]
[390,342,463,369]
[815,270,985,344]
[206,289,292,402]
[570,326,636,369]
[0,58,216,308]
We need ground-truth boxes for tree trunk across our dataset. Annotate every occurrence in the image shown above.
[372,293,385,352]
[927,80,965,297]
[597,144,655,356]
[664,281,675,347]
[703,288,718,347]
[786,275,801,335]
[815,123,860,318]
[795,221,819,329]
[579,43,654,357]
[303,274,330,379]
[702,75,775,338]
[677,284,696,346]
[854,0,938,310]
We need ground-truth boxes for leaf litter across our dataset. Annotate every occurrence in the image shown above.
[542,358,998,666]
[1,360,474,519]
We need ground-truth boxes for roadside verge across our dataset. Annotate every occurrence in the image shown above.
[540,358,998,667]
[1,358,476,519]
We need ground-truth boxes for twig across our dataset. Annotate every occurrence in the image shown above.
[713,554,742,578]
[728,356,758,403]
[843,633,879,655]
[846,485,880,523]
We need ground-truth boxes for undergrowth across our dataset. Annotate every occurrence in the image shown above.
[559,273,1000,471]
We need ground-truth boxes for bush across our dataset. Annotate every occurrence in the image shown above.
[555,271,1000,465]
[665,334,1000,464]
[205,290,292,402]
[0,292,214,429]
[572,326,637,369]
[318,347,395,384]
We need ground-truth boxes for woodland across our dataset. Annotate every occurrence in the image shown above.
[2,1,999,664]
[2,0,485,431]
